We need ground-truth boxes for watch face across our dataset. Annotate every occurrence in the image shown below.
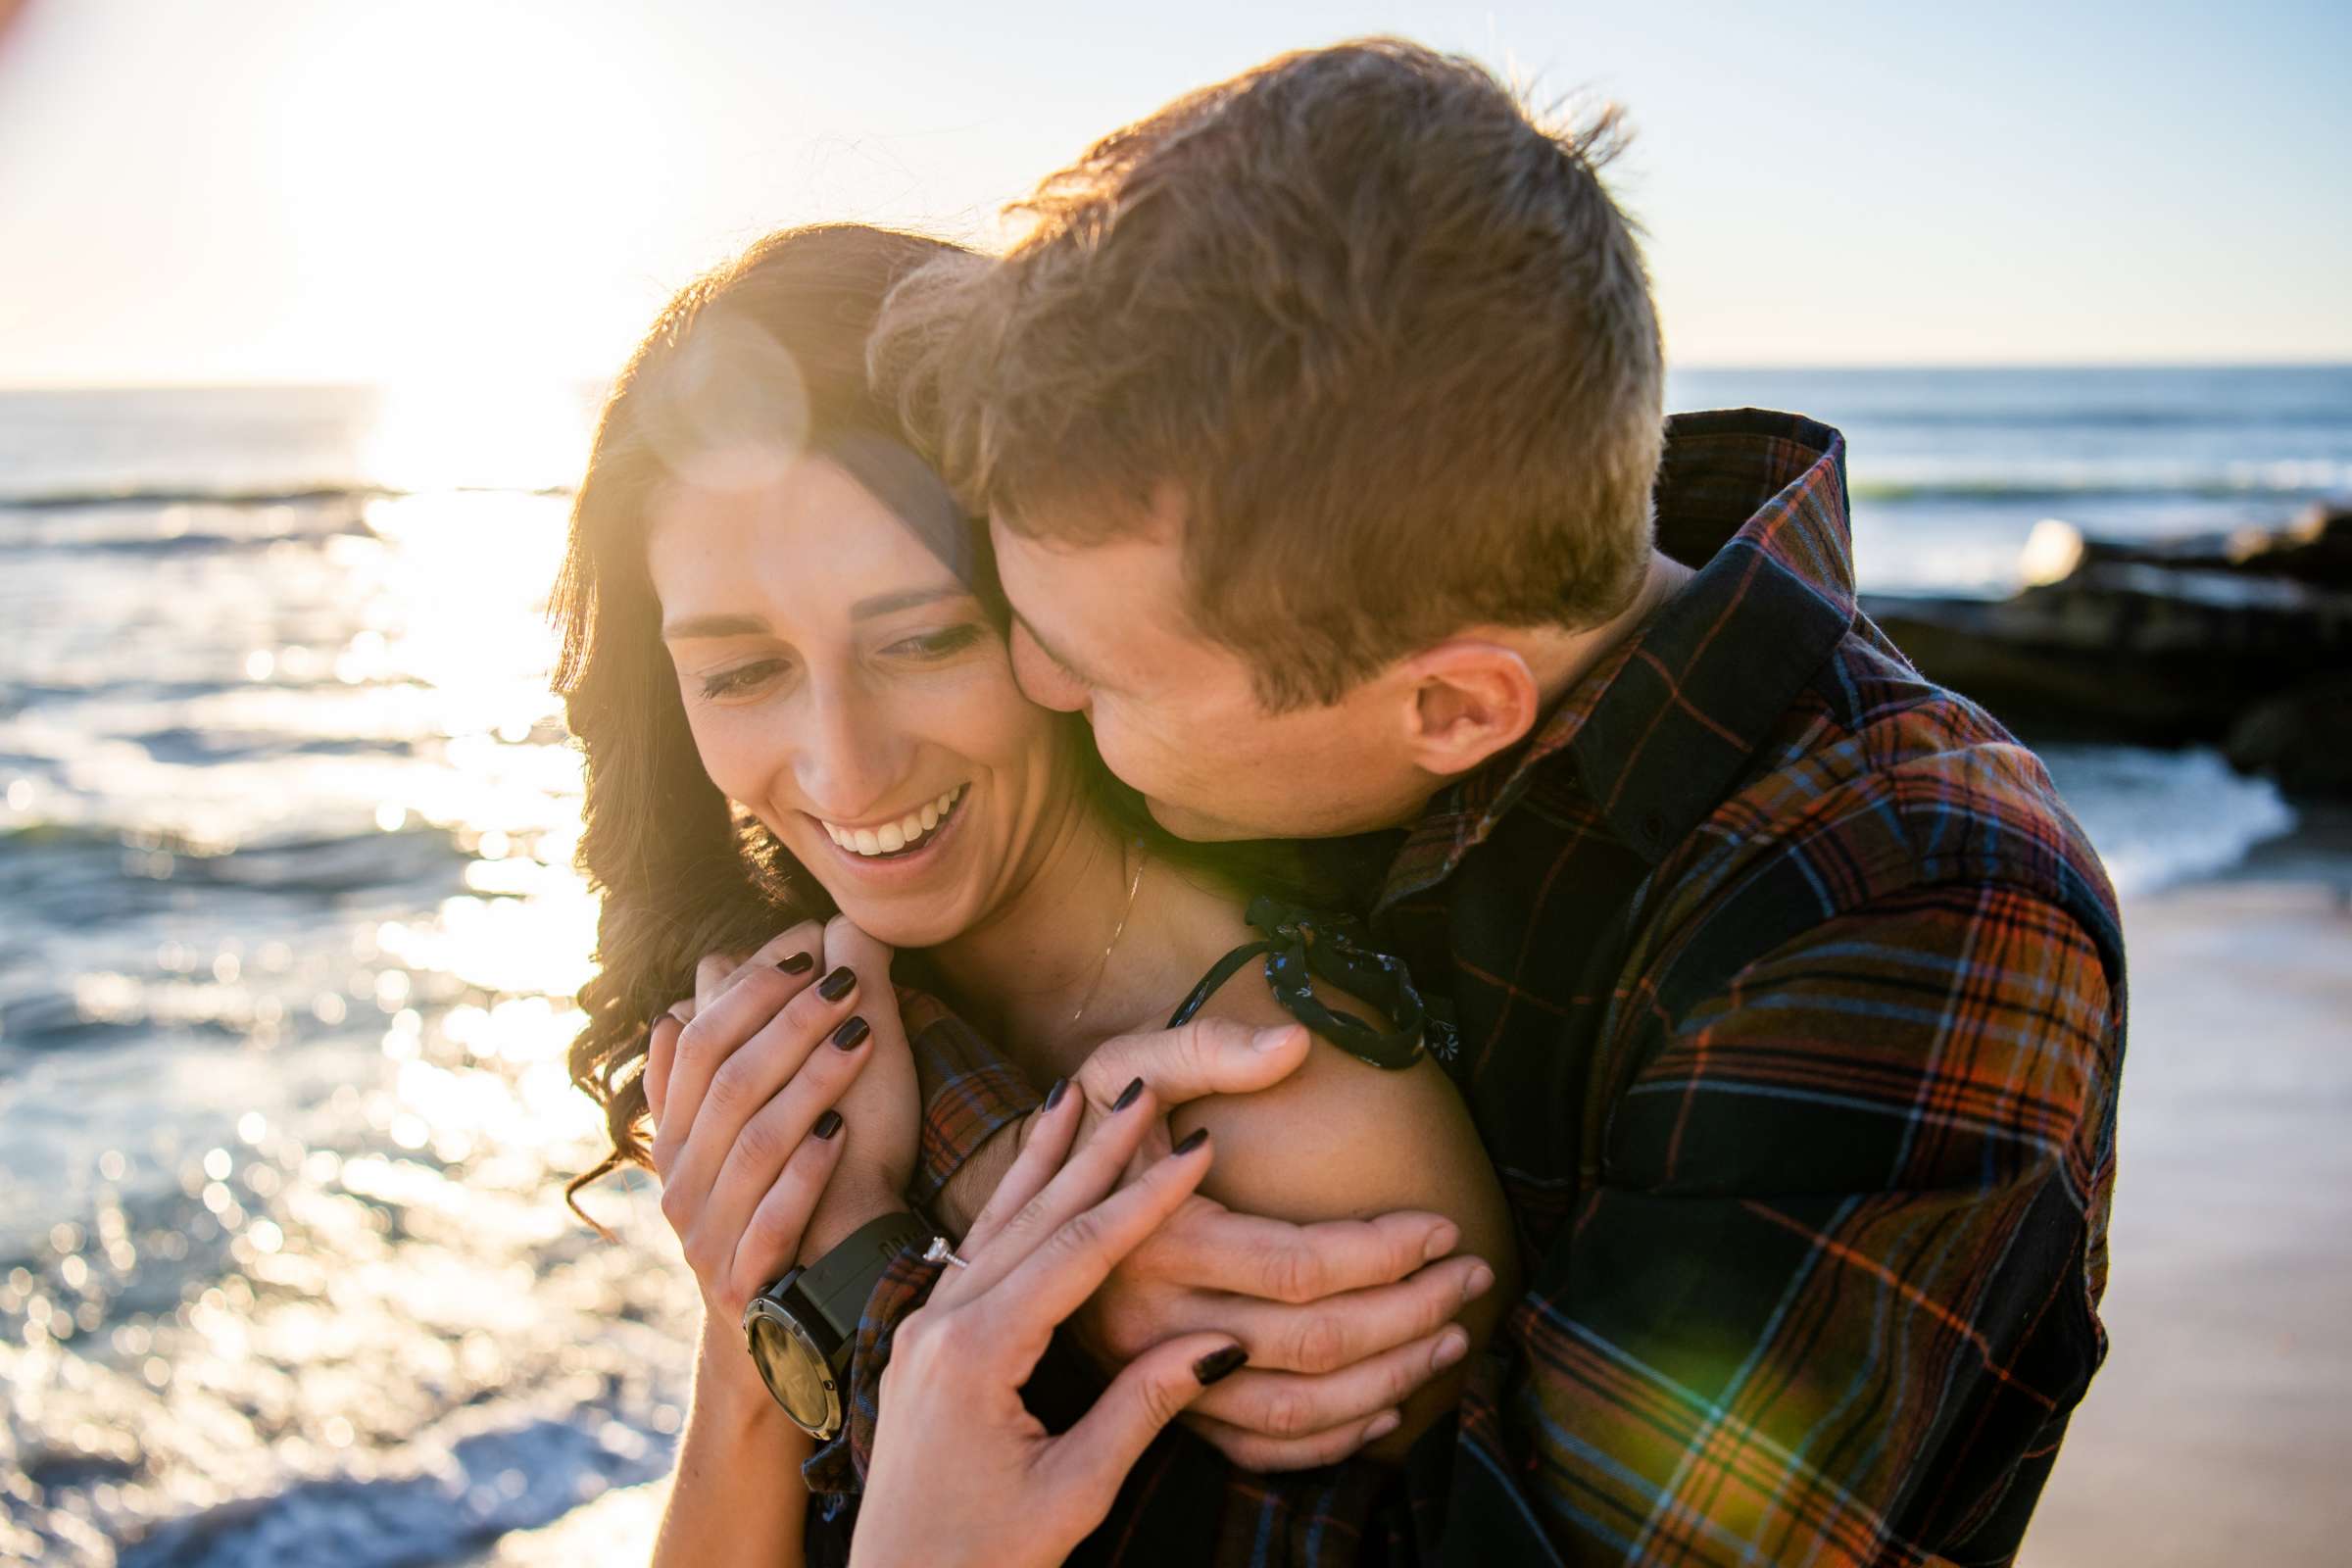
[744,1303,839,1435]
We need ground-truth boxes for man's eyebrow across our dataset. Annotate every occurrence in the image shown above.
[1010,608,1095,684]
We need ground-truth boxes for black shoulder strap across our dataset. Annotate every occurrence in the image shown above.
[1164,896,1426,1070]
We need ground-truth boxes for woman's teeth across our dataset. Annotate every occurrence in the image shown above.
[823,784,964,858]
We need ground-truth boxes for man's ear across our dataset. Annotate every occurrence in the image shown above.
[1398,640,1542,779]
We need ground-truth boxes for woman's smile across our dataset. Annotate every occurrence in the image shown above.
[808,781,970,875]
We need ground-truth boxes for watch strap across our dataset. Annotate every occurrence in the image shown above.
[795,1209,932,1350]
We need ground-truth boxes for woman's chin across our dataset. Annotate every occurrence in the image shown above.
[835,906,965,952]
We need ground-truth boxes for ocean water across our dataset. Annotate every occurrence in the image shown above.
[1668,364,2352,593]
[0,369,2334,1564]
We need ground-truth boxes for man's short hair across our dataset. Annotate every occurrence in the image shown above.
[874,36,1665,710]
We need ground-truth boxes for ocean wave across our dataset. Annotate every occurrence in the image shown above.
[0,481,570,512]
[111,1408,676,1568]
[2038,745,2296,898]
[0,819,468,929]
[0,483,394,512]
[1852,469,2351,504]
[1824,406,2352,431]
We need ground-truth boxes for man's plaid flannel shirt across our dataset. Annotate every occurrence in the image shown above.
[803,409,2127,1567]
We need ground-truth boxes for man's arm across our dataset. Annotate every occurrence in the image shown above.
[1434,882,2119,1566]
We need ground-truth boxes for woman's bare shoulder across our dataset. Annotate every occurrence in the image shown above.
[1171,960,1475,1222]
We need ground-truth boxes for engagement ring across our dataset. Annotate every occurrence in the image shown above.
[922,1236,971,1269]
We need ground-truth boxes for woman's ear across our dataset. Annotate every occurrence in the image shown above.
[1399,640,1543,779]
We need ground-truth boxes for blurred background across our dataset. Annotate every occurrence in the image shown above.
[0,3,2345,1564]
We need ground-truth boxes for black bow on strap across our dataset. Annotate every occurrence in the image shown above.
[1165,895,1427,1070]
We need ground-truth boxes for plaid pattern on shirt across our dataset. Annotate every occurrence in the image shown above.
[804,409,2126,1566]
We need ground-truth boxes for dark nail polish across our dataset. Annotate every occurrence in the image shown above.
[816,966,857,1002]
[775,951,815,975]
[1193,1345,1247,1386]
[1110,1076,1145,1112]
[1171,1126,1209,1156]
[1044,1076,1070,1111]
[830,1015,870,1050]
[812,1108,844,1140]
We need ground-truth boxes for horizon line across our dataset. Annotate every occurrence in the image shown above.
[5,360,2351,395]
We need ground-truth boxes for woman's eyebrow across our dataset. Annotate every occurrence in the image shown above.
[662,586,967,641]
[848,585,968,621]
[661,611,766,641]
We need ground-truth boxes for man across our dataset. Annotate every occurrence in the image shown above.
[821,37,2126,1565]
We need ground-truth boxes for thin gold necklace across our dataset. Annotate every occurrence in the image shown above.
[1071,836,1148,1030]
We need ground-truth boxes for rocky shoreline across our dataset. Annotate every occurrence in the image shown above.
[1865,504,2352,797]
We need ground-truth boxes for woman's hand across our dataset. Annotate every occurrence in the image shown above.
[848,1081,1245,1568]
[644,916,919,1335]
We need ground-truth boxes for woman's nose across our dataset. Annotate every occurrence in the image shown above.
[790,678,909,820]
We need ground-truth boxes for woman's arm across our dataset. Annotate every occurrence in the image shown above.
[653,1321,817,1568]
[1169,973,1519,1461]
[637,916,925,1566]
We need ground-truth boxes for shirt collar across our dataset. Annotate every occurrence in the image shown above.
[1379,408,1855,910]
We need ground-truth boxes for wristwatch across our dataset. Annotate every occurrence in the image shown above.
[741,1209,932,1440]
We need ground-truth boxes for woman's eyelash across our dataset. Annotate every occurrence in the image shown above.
[892,624,986,659]
[699,661,785,698]
[695,626,979,698]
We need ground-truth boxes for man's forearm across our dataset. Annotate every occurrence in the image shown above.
[903,999,1044,1225]
[653,1322,814,1568]
[931,1117,1023,1238]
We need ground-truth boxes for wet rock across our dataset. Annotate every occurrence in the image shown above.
[2017,505,2352,590]
[1864,507,2352,795]
[2227,674,2352,797]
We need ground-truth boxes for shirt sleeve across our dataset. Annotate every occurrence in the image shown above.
[1429,882,2120,1567]
[898,988,1045,1217]
[801,999,1042,1503]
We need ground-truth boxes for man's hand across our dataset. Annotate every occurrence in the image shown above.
[937,1017,1496,1471]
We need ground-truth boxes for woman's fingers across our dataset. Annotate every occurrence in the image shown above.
[937,1080,1160,1306]
[963,1118,1214,1338]
[724,1110,850,1308]
[652,947,854,1182]
[1043,1331,1246,1518]
[697,1015,875,1274]
[697,920,827,1009]
[644,1008,683,1130]
[954,1079,1082,1259]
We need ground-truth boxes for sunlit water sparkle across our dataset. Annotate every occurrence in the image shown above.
[0,388,701,1567]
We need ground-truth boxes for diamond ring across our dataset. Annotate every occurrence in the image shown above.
[922,1235,971,1269]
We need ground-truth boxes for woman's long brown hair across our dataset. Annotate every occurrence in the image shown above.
[548,223,970,1237]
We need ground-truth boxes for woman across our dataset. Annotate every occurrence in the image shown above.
[552,224,1515,1563]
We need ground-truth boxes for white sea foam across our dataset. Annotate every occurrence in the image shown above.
[2038,745,2297,899]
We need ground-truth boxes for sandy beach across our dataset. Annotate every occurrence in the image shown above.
[473,857,2352,1566]
[2025,862,2352,1566]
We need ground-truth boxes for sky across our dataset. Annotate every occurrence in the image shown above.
[0,0,2345,386]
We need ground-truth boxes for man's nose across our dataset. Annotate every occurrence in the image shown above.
[1009,625,1088,714]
